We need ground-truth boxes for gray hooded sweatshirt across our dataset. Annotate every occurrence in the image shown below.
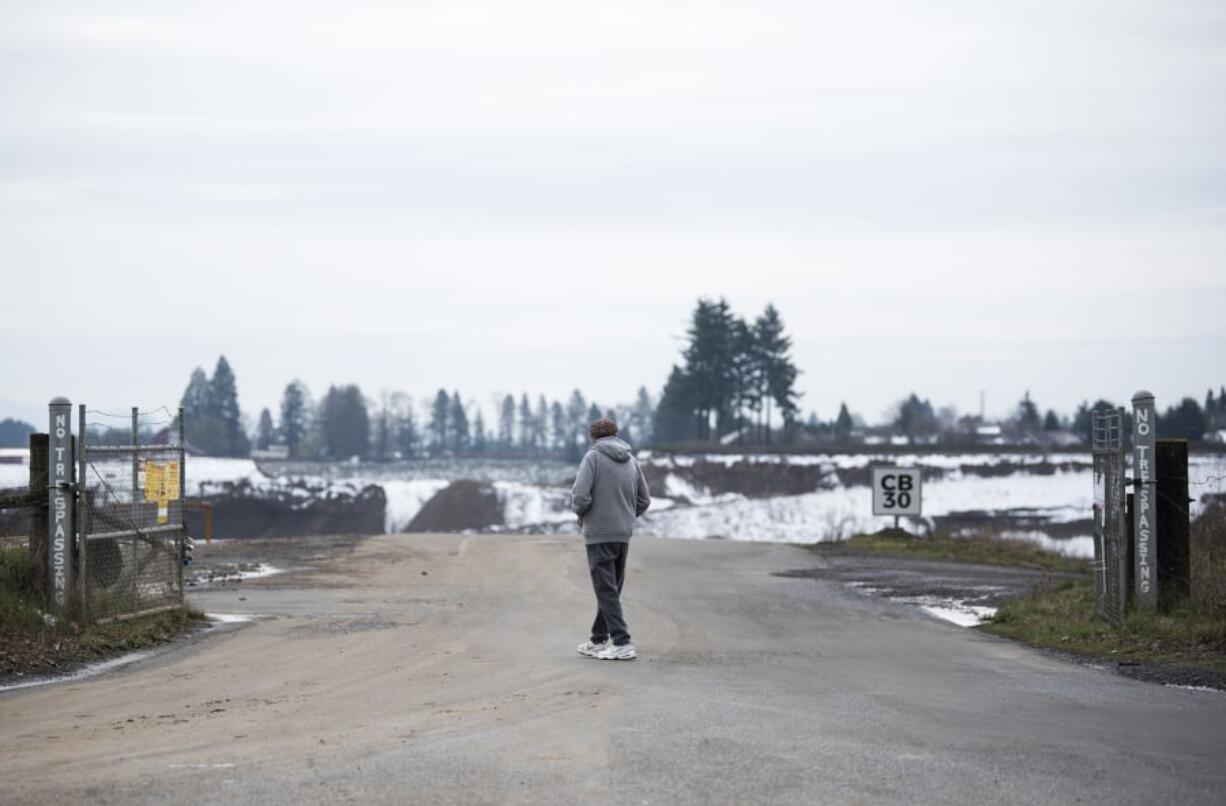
[570,437,652,544]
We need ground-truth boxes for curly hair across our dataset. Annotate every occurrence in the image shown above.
[589,417,619,441]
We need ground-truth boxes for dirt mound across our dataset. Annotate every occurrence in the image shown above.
[407,480,504,532]
[188,485,386,539]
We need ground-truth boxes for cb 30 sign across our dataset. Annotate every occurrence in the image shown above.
[871,467,923,517]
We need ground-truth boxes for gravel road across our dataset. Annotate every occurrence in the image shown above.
[1,533,1223,805]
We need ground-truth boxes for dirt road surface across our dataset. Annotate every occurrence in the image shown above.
[2,534,1224,805]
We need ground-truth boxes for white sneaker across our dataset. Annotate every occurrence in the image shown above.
[577,640,609,658]
[595,642,637,661]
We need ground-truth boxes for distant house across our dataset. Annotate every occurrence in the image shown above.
[252,445,290,461]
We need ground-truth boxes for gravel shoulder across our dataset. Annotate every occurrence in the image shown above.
[1,533,1223,805]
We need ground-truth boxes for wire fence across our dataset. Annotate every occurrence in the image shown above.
[1091,408,1128,626]
[79,408,187,621]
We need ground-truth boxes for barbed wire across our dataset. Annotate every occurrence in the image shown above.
[86,406,178,420]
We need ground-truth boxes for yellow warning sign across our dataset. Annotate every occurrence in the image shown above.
[165,461,180,501]
[145,462,165,502]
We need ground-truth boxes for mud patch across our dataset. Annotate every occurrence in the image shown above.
[407,480,503,532]
[291,615,407,637]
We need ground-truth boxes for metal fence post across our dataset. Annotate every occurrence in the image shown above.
[1092,406,1126,626]
[131,406,140,609]
[177,407,186,601]
[48,396,74,618]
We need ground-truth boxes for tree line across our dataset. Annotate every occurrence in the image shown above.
[179,357,656,461]
[653,299,801,445]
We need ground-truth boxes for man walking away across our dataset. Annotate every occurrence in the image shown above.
[571,417,651,661]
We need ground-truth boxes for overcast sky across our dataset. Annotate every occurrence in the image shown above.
[3,1,1224,428]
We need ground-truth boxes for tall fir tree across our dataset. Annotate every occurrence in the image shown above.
[449,392,470,452]
[550,401,567,452]
[535,395,549,451]
[682,298,740,439]
[255,408,275,451]
[1015,391,1041,434]
[754,304,800,440]
[653,366,696,445]
[180,367,216,451]
[566,390,588,457]
[519,394,534,450]
[632,386,654,446]
[430,389,450,449]
[391,392,418,459]
[499,394,516,449]
[320,385,370,459]
[209,356,250,457]
[472,410,487,453]
[279,380,310,459]
[834,403,854,441]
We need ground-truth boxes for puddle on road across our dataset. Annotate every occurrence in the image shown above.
[188,563,284,587]
[846,582,999,627]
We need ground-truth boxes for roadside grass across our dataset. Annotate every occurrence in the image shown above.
[982,579,1226,671]
[1,545,204,679]
[834,530,1088,574]
[982,503,1226,672]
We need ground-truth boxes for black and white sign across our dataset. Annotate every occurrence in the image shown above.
[48,397,73,615]
[871,467,922,516]
[1132,391,1158,610]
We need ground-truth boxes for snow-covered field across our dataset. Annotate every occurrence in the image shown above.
[6,450,1225,557]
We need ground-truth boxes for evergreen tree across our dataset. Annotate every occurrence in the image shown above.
[209,356,250,457]
[181,368,211,421]
[279,380,311,460]
[1159,398,1207,442]
[587,403,602,430]
[550,401,567,453]
[372,393,392,461]
[180,367,218,452]
[473,410,487,453]
[632,386,654,446]
[1015,391,1041,434]
[535,395,549,451]
[653,366,697,444]
[449,392,470,452]
[499,394,516,449]
[430,389,450,449]
[894,394,938,439]
[320,384,370,459]
[729,316,760,441]
[255,408,275,451]
[834,403,854,441]
[1043,410,1061,431]
[754,304,800,441]
[390,392,419,458]
[519,394,534,450]
[566,390,587,458]
[682,298,740,439]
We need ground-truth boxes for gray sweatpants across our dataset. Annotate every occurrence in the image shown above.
[586,541,630,646]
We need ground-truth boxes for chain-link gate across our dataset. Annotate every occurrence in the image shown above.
[1092,407,1128,626]
[79,407,187,621]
